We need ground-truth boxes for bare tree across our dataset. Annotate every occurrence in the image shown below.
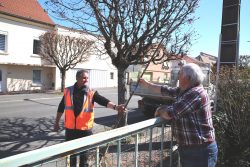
[45,0,199,126]
[239,55,250,68]
[39,32,94,92]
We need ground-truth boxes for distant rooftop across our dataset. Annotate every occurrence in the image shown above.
[182,55,209,66]
[195,52,217,66]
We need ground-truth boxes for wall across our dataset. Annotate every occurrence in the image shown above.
[146,63,170,83]
[5,65,54,92]
[0,17,53,65]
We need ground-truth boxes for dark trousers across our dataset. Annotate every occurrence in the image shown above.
[65,129,93,167]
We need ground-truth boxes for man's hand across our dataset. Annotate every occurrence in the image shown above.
[54,122,60,132]
[116,104,127,113]
[54,112,63,132]
[155,105,172,120]
[139,78,162,94]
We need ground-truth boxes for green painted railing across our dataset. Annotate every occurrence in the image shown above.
[0,118,179,167]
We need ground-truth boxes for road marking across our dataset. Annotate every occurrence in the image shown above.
[0,97,61,103]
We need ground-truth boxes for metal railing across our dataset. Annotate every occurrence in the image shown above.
[0,118,179,167]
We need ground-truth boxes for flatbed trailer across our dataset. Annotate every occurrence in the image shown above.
[129,81,175,118]
[129,65,213,118]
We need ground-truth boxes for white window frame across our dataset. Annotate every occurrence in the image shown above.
[0,30,8,54]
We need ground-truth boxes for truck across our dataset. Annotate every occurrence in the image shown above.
[129,60,213,118]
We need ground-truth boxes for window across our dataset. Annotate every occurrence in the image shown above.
[143,72,152,81]
[110,72,114,79]
[33,70,41,84]
[0,33,7,53]
[33,39,41,54]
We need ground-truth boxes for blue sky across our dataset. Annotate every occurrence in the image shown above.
[39,0,250,57]
[189,0,250,57]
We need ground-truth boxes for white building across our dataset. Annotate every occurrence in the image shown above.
[56,25,118,90]
[0,0,117,93]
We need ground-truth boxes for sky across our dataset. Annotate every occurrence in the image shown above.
[189,0,250,57]
[38,0,250,58]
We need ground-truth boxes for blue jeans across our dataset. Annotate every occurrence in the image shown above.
[178,141,218,167]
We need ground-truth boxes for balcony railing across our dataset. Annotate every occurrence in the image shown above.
[0,118,179,167]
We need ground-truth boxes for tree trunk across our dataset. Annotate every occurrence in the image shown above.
[61,70,66,92]
[116,68,127,127]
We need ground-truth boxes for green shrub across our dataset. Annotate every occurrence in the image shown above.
[213,67,250,167]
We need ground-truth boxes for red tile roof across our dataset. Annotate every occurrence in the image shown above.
[0,0,54,25]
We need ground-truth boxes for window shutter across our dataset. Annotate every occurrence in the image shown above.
[0,34,6,51]
[33,40,41,54]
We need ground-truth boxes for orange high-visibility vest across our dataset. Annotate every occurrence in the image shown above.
[64,86,95,130]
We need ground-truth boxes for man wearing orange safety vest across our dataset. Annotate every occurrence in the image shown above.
[54,69,126,167]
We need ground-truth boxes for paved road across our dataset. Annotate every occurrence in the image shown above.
[0,87,147,159]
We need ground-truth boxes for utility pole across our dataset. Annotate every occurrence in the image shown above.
[218,0,241,67]
[215,0,241,112]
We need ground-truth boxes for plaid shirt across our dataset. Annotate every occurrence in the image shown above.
[161,85,215,146]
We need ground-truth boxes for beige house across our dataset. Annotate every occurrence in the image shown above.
[133,54,210,86]
[0,0,117,93]
[195,52,217,67]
